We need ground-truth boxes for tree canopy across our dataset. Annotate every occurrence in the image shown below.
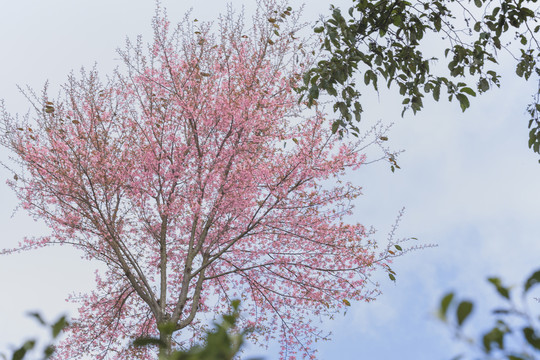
[301,0,540,159]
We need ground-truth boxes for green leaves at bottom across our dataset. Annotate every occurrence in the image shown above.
[456,301,473,326]
[51,316,68,338]
[439,292,454,321]
[487,277,510,299]
[12,341,35,360]
[523,327,540,350]
[524,269,540,294]
[133,338,166,348]
[482,322,508,352]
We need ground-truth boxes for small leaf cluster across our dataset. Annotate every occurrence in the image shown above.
[438,268,540,359]
[385,244,404,281]
[1,313,67,360]
[4,303,261,360]
[527,85,540,161]
[300,0,540,158]
[134,300,262,360]
[267,5,293,42]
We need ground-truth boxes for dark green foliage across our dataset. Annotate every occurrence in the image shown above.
[133,300,263,360]
[456,301,474,327]
[524,269,540,294]
[4,301,261,360]
[439,292,455,321]
[439,268,540,359]
[488,277,511,300]
[1,313,68,360]
[300,0,540,159]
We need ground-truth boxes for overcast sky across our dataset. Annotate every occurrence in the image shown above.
[1,1,539,359]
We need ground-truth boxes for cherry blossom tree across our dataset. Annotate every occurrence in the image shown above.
[1,3,405,359]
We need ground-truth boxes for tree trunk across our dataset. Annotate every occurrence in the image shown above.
[158,329,172,359]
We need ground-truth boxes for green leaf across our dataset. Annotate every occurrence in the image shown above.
[314,26,324,33]
[456,93,470,112]
[43,345,55,359]
[12,341,35,360]
[389,273,396,281]
[460,87,476,96]
[12,348,27,360]
[393,15,404,27]
[337,102,348,116]
[523,327,540,349]
[394,245,403,251]
[354,102,362,119]
[433,84,440,101]
[327,85,337,96]
[27,312,46,325]
[493,36,501,49]
[133,337,165,348]
[439,292,454,320]
[478,78,489,92]
[302,72,311,86]
[487,277,510,299]
[516,63,525,77]
[342,299,351,306]
[331,121,340,133]
[52,316,67,338]
[482,326,505,352]
[474,0,482,7]
[309,85,319,100]
[222,313,235,326]
[456,300,473,326]
[524,269,540,293]
[364,70,372,85]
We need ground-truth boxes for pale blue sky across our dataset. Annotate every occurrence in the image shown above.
[1,1,539,359]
